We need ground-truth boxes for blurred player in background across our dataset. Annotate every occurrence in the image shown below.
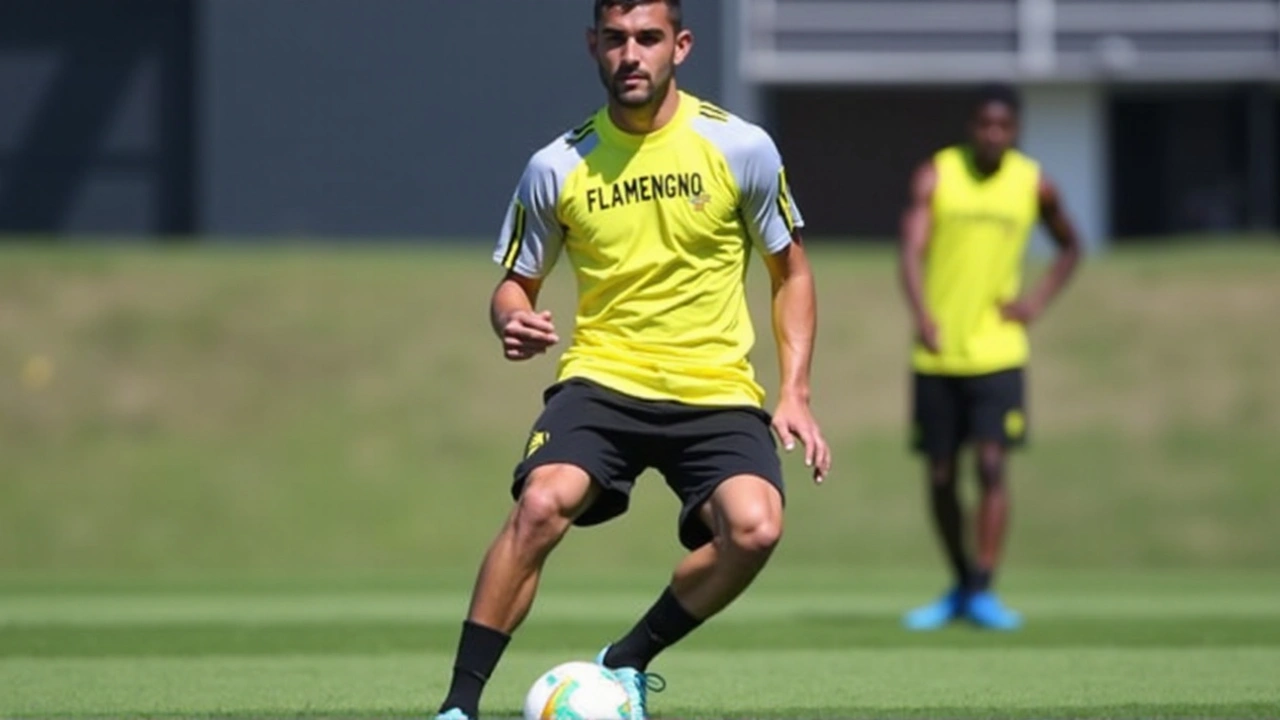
[898,84,1082,631]
[433,1,829,718]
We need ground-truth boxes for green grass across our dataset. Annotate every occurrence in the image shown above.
[2,570,1279,718]
[1,238,1279,717]
[2,239,1278,573]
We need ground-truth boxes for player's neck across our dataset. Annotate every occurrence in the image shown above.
[969,150,1004,177]
[607,82,682,136]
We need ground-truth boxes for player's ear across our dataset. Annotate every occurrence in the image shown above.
[673,28,694,65]
[585,25,598,58]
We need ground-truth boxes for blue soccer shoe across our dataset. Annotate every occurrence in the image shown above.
[902,586,968,631]
[965,590,1024,630]
[595,645,665,720]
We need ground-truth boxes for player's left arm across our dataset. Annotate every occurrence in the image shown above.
[1003,174,1084,324]
[762,235,831,484]
[732,126,830,483]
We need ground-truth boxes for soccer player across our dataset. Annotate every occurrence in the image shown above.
[433,2,830,718]
[898,84,1082,631]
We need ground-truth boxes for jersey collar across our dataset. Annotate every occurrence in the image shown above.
[596,90,695,150]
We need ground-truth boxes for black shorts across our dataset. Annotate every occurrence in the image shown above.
[511,377,785,550]
[911,368,1027,459]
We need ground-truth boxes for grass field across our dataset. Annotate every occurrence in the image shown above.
[4,570,1280,718]
[2,239,1279,718]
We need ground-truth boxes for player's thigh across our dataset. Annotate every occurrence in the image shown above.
[660,408,784,551]
[511,379,647,527]
[912,372,965,461]
[966,368,1028,448]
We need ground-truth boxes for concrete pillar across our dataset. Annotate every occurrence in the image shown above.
[1020,83,1109,255]
[720,0,763,124]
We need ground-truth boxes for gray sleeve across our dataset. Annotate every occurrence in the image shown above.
[733,128,805,255]
[493,154,564,279]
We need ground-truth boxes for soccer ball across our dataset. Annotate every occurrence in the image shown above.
[522,660,632,720]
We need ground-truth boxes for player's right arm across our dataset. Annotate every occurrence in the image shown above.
[491,152,567,361]
[490,273,559,361]
[899,160,940,353]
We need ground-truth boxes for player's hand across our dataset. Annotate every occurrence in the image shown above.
[1000,298,1042,326]
[771,394,831,484]
[501,309,560,361]
[915,313,941,353]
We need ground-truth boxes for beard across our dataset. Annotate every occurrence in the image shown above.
[598,63,671,109]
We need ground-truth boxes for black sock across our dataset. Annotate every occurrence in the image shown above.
[602,587,702,672]
[439,620,511,717]
[969,568,994,592]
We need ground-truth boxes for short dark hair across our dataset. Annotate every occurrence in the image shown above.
[973,82,1021,116]
[594,0,683,30]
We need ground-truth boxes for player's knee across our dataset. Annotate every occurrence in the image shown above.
[722,507,783,558]
[976,452,1006,491]
[512,488,572,546]
[512,475,578,545]
[928,458,957,489]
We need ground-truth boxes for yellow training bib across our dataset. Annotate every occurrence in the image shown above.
[913,145,1041,376]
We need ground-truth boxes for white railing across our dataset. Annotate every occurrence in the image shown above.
[740,0,1280,83]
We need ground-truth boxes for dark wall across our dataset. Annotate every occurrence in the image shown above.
[0,0,194,236]
[202,0,723,239]
[772,87,974,240]
[0,0,723,238]
[1109,87,1265,239]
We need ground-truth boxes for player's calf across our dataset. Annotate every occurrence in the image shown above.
[436,465,597,719]
[467,465,598,628]
[967,441,1021,629]
[973,440,1009,587]
[673,475,784,619]
[599,478,782,682]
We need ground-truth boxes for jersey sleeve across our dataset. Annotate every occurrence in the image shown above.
[493,155,564,279]
[736,131,804,255]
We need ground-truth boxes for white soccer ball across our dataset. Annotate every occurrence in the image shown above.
[522,660,632,720]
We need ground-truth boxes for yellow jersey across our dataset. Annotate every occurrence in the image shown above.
[493,91,803,408]
[913,145,1041,376]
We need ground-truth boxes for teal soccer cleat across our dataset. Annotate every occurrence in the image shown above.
[965,590,1024,630]
[902,586,967,631]
[433,708,471,720]
[596,646,665,720]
